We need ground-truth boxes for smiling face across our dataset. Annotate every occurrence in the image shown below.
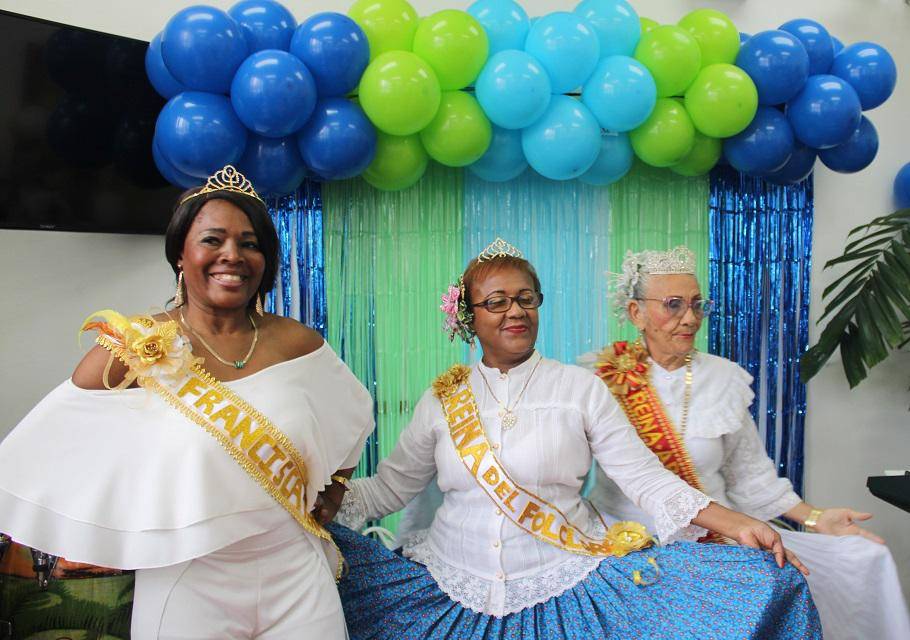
[469,265,540,367]
[177,198,265,313]
[628,273,703,363]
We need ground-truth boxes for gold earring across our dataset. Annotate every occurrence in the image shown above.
[255,293,264,316]
[174,271,185,307]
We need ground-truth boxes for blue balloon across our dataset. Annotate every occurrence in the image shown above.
[894,163,910,209]
[830,42,897,110]
[739,32,751,45]
[231,50,317,137]
[467,0,530,56]
[765,143,816,185]
[152,137,199,188]
[290,13,369,98]
[779,18,834,76]
[476,50,552,129]
[145,32,186,99]
[736,30,810,106]
[468,126,528,182]
[237,133,307,195]
[579,131,634,186]
[297,98,377,180]
[786,74,861,149]
[161,6,248,94]
[574,0,640,57]
[724,106,795,175]
[521,95,601,180]
[524,12,600,94]
[155,91,248,177]
[229,0,296,52]
[832,36,844,55]
[818,115,878,173]
[582,55,656,132]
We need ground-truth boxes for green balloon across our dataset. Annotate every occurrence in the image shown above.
[420,91,492,167]
[413,10,489,91]
[684,63,758,138]
[359,51,441,136]
[629,98,696,167]
[639,17,659,34]
[363,132,428,191]
[671,131,721,176]
[349,0,419,60]
[634,25,702,98]
[678,8,740,67]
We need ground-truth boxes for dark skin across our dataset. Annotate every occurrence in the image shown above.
[72,198,352,517]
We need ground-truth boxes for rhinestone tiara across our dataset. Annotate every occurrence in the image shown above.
[478,237,523,262]
[179,165,265,206]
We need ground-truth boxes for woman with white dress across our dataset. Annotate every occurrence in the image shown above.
[586,245,910,640]
[325,238,821,639]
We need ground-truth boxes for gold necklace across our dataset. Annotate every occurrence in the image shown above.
[180,310,259,369]
[678,352,694,436]
[477,353,543,431]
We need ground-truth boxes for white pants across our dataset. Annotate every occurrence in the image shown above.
[131,519,347,639]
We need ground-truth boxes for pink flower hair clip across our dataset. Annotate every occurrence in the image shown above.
[440,275,475,345]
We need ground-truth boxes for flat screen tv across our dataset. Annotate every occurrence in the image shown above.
[0,10,182,235]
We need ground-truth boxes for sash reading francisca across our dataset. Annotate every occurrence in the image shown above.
[594,340,725,545]
[433,363,653,562]
[81,310,344,579]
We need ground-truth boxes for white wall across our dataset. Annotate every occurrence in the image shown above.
[1,0,908,596]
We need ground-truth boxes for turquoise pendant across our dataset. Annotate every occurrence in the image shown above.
[234,361,245,369]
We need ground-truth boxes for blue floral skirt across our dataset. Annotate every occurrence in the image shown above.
[329,524,821,640]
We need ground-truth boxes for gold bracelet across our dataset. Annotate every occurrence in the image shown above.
[803,508,823,530]
[331,474,351,490]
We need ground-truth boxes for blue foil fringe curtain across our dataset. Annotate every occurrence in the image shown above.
[708,167,813,496]
[264,182,327,335]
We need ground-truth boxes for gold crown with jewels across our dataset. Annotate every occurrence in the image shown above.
[179,165,265,206]
[478,237,523,262]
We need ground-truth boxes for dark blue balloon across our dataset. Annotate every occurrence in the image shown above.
[297,98,377,180]
[818,115,878,173]
[237,134,307,194]
[231,50,317,137]
[161,6,248,94]
[830,42,897,110]
[724,106,795,175]
[468,126,528,182]
[153,137,200,188]
[290,13,369,98]
[736,30,809,106]
[155,91,248,177]
[779,18,834,75]
[765,143,816,184]
[229,0,297,52]
[832,36,844,55]
[146,32,186,99]
[786,74,861,149]
[739,32,751,45]
[894,163,910,209]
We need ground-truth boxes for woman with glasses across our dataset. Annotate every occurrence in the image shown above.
[585,246,909,640]
[321,239,822,639]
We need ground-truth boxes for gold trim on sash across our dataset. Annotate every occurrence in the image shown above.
[595,340,725,545]
[433,364,653,559]
[83,310,344,579]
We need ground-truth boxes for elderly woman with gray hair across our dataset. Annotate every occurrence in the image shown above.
[585,246,910,640]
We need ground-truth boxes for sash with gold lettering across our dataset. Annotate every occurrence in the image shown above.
[594,340,725,544]
[433,364,653,559]
[81,310,343,578]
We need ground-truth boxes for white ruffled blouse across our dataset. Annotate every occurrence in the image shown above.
[339,352,711,617]
[589,351,802,530]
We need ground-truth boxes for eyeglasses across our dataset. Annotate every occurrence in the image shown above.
[636,296,714,318]
[472,291,544,313]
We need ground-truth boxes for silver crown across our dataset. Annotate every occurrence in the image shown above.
[478,237,523,262]
[610,246,697,320]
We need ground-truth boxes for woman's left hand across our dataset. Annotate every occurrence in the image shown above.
[813,508,885,543]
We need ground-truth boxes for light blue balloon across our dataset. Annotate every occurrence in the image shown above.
[467,0,530,56]
[579,131,633,185]
[468,126,528,182]
[476,49,552,129]
[521,95,601,180]
[574,0,640,57]
[524,12,600,94]
[582,55,655,132]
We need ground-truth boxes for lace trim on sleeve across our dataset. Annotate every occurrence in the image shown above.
[653,485,711,544]
[335,480,368,532]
